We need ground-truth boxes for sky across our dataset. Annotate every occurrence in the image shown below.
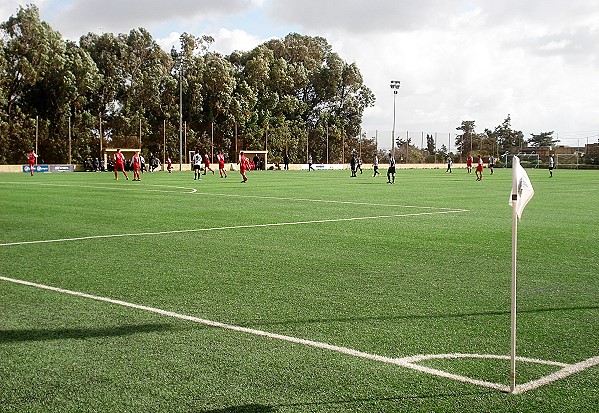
[1,0,598,149]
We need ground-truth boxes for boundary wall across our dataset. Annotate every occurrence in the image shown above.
[0,163,471,173]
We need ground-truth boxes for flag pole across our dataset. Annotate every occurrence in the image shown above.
[510,190,518,393]
[508,155,534,393]
[510,155,519,393]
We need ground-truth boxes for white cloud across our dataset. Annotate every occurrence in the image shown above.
[155,28,264,57]
[37,0,260,40]
[1,0,597,143]
[155,31,181,54]
[265,0,599,140]
[211,28,263,55]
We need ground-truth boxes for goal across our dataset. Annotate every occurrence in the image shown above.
[515,153,540,168]
[556,153,580,169]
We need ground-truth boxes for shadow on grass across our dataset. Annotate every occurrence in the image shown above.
[238,305,599,327]
[200,390,490,412]
[201,405,274,413]
[0,323,174,343]
[277,390,492,408]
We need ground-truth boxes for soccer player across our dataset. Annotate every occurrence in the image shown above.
[239,151,249,183]
[203,152,215,175]
[373,154,380,177]
[192,151,202,180]
[387,151,396,184]
[27,149,38,176]
[131,151,141,181]
[113,149,128,180]
[466,154,473,173]
[488,155,495,175]
[308,154,315,171]
[166,156,173,173]
[139,154,146,174]
[549,155,554,177]
[446,156,453,173]
[217,151,227,178]
[475,155,483,181]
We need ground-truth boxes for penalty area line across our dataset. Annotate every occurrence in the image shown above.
[0,209,467,247]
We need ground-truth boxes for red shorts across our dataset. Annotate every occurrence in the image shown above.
[218,162,225,169]
[476,164,483,172]
[114,162,124,171]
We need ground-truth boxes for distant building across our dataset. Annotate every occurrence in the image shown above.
[553,145,577,155]
[585,143,599,156]
[519,146,552,157]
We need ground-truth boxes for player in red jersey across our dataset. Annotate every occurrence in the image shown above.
[113,148,128,180]
[475,155,483,181]
[217,151,227,178]
[131,151,141,181]
[166,156,173,173]
[203,152,215,175]
[27,149,38,176]
[466,154,473,174]
[239,151,249,183]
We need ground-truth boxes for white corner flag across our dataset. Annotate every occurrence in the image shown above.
[509,156,535,219]
[508,155,534,393]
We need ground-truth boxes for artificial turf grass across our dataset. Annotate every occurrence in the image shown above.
[0,168,597,412]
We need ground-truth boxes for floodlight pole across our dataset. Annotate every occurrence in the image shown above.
[390,81,400,157]
[68,115,72,165]
[179,58,183,171]
[35,116,39,164]
[326,124,329,164]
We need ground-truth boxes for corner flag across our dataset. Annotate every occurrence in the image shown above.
[509,156,534,219]
[508,155,534,393]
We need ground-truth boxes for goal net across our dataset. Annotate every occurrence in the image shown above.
[556,154,580,169]
[515,153,540,168]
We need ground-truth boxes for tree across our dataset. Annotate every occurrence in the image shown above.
[0,8,375,166]
[528,131,556,148]
[494,114,525,154]
[0,5,71,162]
[426,134,435,154]
[455,120,476,156]
[395,137,424,163]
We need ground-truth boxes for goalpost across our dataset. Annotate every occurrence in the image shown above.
[515,153,540,168]
[556,153,580,169]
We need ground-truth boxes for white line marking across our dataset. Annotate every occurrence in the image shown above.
[0,181,197,194]
[513,356,599,394]
[194,191,465,210]
[0,180,462,209]
[1,276,595,394]
[1,180,467,247]
[400,353,571,368]
[0,210,466,247]
[398,359,510,392]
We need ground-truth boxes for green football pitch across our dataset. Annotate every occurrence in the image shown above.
[0,167,597,412]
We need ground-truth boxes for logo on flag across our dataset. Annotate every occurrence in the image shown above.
[509,156,534,219]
